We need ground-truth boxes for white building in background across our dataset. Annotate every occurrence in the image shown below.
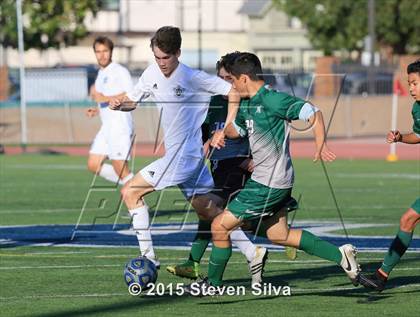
[5,0,321,71]
[6,0,249,70]
[238,0,322,71]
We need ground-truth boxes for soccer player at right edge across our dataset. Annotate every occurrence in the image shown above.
[358,59,420,292]
[186,53,361,294]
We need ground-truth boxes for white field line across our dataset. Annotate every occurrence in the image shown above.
[1,261,419,271]
[334,173,420,180]
[0,204,411,214]
[1,242,419,253]
[9,164,86,170]
[1,284,420,301]
[0,209,83,214]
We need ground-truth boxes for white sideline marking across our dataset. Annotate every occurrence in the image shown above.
[0,293,126,301]
[334,173,420,180]
[10,164,86,170]
[1,262,419,271]
[1,284,420,301]
[293,283,420,293]
[0,209,82,214]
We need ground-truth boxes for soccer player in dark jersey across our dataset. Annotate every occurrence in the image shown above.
[359,59,420,292]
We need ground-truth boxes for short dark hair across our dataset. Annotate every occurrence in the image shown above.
[216,51,241,74]
[407,59,420,75]
[150,26,182,55]
[228,52,263,81]
[93,36,114,52]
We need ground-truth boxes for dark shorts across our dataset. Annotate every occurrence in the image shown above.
[227,178,293,221]
[210,157,251,203]
[411,198,420,214]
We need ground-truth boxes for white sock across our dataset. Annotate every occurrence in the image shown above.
[129,204,158,265]
[230,228,257,262]
[98,163,119,183]
[119,172,134,185]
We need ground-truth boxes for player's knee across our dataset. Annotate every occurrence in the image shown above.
[400,209,419,232]
[267,228,289,244]
[211,218,228,241]
[87,161,99,174]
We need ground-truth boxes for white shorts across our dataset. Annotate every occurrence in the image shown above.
[89,125,133,161]
[139,154,214,199]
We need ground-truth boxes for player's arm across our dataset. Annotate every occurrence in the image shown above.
[295,102,335,162]
[211,88,241,149]
[387,130,420,144]
[109,94,138,112]
[110,68,151,112]
[90,85,125,103]
[307,110,336,162]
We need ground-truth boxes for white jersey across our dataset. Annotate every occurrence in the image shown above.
[95,62,134,133]
[127,63,231,158]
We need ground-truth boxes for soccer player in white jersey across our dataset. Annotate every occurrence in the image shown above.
[86,36,134,185]
[110,27,264,281]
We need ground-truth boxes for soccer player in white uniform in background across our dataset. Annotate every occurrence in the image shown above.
[86,36,134,185]
[110,27,260,273]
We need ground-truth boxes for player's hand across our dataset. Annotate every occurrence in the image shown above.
[313,144,336,162]
[109,97,122,110]
[210,129,226,149]
[239,158,254,172]
[386,130,402,143]
[85,107,99,118]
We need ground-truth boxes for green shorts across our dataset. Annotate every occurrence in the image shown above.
[227,178,293,221]
[411,198,420,214]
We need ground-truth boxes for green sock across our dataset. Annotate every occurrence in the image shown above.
[381,229,413,275]
[208,246,232,286]
[188,220,211,263]
[299,230,342,264]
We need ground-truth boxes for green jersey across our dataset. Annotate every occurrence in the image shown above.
[234,85,306,189]
[412,101,420,136]
[207,95,250,160]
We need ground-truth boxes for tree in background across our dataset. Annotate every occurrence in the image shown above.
[0,0,99,50]
[375,0,420,55]
[273,0,420,56]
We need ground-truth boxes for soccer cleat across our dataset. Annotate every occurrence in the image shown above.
[184,276,221,297]
[166,261,199,280]
[285,246,297,260]
[338,244,361,286]
[248,246,268,285]
[358,270,387,292]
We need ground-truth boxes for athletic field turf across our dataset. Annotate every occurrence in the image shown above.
[1,154,419,316]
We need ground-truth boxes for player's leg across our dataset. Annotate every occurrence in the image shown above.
[177,162,263,283]
[111,159,133,184]
[359,200,420,291]
[257,211,360,285]
[206,209,242,287]
[121,170,157,266]
[184,193,263,283]
[108,131,134,184]
[167,164,224,279]
[89,126,122,184]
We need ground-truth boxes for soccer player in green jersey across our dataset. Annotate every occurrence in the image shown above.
[359,59,420,292]
[167,52,268,285]
[185,52,361,294]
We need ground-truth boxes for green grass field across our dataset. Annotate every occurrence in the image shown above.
[0,154,419,317]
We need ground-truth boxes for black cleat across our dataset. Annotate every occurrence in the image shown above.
[358,270,387,292]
